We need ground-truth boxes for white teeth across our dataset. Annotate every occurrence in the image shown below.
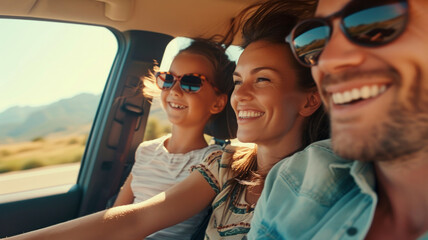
[370,85,379,97]
[361,86,371,99]
[343,91,352,103]
[169,102,187,109]
[238,110,264,119]
[331,84,388,105]
[334,93,344,104]
[351,88,360,100]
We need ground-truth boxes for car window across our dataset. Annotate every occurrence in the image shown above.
[0,19,117,195]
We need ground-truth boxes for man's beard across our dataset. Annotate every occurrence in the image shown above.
[332,102,428,162]
[329,67,428,162]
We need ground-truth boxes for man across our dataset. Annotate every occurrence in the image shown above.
[248,0,428,239]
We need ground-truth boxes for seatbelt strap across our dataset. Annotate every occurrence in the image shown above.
[108,98,144,203]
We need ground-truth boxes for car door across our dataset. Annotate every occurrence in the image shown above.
[0,18,172,237]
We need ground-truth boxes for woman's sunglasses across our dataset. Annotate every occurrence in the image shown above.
[155,72,213,93]
[286,0,408,67]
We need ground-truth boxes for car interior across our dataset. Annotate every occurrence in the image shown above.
[0,0,259,237]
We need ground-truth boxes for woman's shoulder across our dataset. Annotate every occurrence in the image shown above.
[196,144,255,171]
[200,148,224,166]
[223,144,253,159]
[193,143,222,160]
[200,144,253,165]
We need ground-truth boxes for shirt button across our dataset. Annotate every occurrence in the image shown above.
[346,227,358,236]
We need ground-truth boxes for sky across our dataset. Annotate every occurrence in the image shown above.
[0,19,117,113]
[344,4,405,27]
[0,19,242,113]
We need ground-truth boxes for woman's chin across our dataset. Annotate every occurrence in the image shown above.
[236,133,258,144]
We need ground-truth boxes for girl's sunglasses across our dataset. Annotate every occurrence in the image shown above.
[286,0,408,67]
[155,72,213,93]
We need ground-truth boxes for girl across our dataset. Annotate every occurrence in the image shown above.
[6,1,327,239]
[112,38,236,239]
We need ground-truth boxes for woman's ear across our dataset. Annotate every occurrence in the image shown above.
[299,90,321,117]
[210,94,228,114]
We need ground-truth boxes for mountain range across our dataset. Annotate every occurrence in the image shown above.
[0,93,101,143]
[0,93,168,144]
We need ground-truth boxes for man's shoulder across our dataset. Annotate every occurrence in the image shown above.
[267,139,355,207]
[290,139,349,165]
[272,139,348,174]
[305,138,334,151]
[250,140,361,239]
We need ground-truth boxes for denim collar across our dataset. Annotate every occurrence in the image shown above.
[329,160,376,197]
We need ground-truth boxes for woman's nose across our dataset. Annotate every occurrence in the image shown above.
[232,82,253,102]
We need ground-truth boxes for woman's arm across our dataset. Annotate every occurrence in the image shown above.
[113,174,134,207]
[6,171,216,240]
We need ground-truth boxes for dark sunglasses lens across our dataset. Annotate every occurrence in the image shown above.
[292,20,330,66]
[156,73,175,89]
[180,75,202,92]
[343,1,408,46]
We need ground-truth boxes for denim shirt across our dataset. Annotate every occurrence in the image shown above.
[248,140,428,240]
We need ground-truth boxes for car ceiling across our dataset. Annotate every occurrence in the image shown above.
[0,0,259,41]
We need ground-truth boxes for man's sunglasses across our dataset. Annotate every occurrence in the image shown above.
[286,0,408,67]
[155,72,213,93]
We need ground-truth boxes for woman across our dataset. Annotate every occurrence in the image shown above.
[198,1,326,238]
[5,1,326,239]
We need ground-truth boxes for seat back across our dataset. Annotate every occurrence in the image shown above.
[204,99,237,140]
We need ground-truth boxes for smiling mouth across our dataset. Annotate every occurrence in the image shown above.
[238,110,265,119]
[169,102,187,109]
[331,84,389,105]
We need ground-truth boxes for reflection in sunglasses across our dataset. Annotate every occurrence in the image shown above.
[156,72,206,93]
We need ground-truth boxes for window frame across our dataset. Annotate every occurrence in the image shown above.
[0,17,173,236]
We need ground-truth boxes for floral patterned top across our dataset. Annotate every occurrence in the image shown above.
[192,146,255,240]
